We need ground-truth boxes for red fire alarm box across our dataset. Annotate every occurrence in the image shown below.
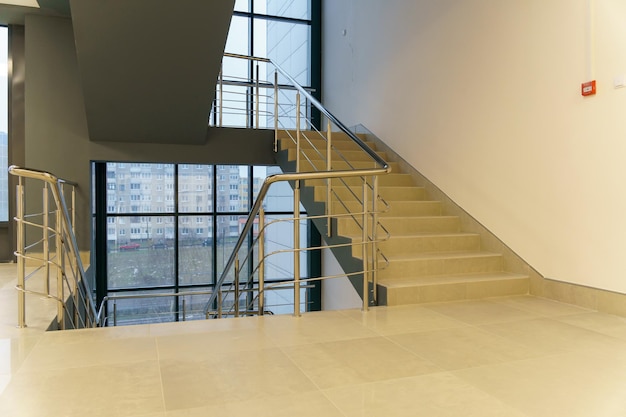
[581,80,596,96]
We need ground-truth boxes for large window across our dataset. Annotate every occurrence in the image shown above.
[94,163,314,325]
[0,26,8,222]
[220,0,320,129]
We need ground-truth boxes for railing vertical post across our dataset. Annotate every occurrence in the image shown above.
[296,92,301,172]
[217,289,223,318]
[362,177,369,312]
[16,179,26,328]
[255,63,260,129]
[71,185,77,275]
[234,257,240,318]
[371,175,379,306]
[258,208,265,316]
[182,298,186,321]
[42,183,50,295]
[294,93,301,317]
[293,187,301,317]
[56,208,65,330]
[326,119,333,237]
[274,71,279,152]
[113,301,117,326]
[219,65,223,127]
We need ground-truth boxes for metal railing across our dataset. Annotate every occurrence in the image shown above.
[9,166,98,329]
[206,54,391,317]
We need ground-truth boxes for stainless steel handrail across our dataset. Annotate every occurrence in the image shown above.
[9,165,98,329]
[204,54,391,317]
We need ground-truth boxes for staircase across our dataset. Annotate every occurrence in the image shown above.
[276,131,529,306]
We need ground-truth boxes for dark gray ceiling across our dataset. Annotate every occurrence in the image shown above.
[69,0,234,144]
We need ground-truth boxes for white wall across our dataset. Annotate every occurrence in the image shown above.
[323,0,626,294]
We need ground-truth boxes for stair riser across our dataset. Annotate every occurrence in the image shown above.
[305,174,414,187]
[280,138,375,152]
[377,255,503,279]
[299,159,397,172]
[332,201,442,217]
[359,234,481,257]
[338,216,460,236]
[287,148,386,162]
[381,278,529,305]
[314,186,426,202]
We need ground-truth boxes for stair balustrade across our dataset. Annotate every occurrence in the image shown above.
[205,54,391,317]
[8,166,98,329]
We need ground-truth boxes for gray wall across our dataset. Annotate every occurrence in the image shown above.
[21,14,274,249]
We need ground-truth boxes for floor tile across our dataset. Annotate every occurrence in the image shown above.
[159,347,317,410]
[553,312,626,340]
[340,304,468,335]
[282,336,440,389]
[156,327,275,360]
[165,391,344,417]
[480,317,623,355]
[454,348,626,417]
[389,326,545,370]
[0,361,165,417]
[423,299,541,325]
[258,310,378,346]
[323,372,530,417]
[19,336,158,372]
[490,295,593,317]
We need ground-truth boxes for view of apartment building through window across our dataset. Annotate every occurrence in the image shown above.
[96,163,313,325]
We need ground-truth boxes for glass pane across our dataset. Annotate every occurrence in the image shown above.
[178,164,213,213]
[256,0,311,20]
[178,288,213,321]
[263,285,307,315]
[234,0,249,12]
[253,166,304,211]
[264,215,308,280]
[225,15,249,55]
[106,163,175,214]
[216,214,251,284]
[219,84,249,128]
[258,19,310,86]
[216,165,249,212]
[107,216,175,289]
[178,216,213,285]
[275,88,310,130]
[106,290,175,326]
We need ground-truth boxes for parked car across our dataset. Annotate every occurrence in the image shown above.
[151,242,168,249]
[119,242,140,251]
[201,238,212,247]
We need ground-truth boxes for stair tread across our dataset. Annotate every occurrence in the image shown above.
[343,231,479,241]
[384,250,502,262]
[379,272,528,288]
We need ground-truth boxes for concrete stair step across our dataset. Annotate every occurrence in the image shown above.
[315,185,426,202]
[278,130,367,142]
[299,159,398,172]
[378,272,529,305]
[375,233,481,256]
[332,199,442,217]
[305,173,415,188]
[287,147,387,163]
[279,136,376,152]
[355,216,461,235]
[377,251,503,279]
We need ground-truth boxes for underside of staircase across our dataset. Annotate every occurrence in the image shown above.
[276,130,529,306]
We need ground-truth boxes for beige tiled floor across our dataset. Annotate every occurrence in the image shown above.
[2,262,626,416]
